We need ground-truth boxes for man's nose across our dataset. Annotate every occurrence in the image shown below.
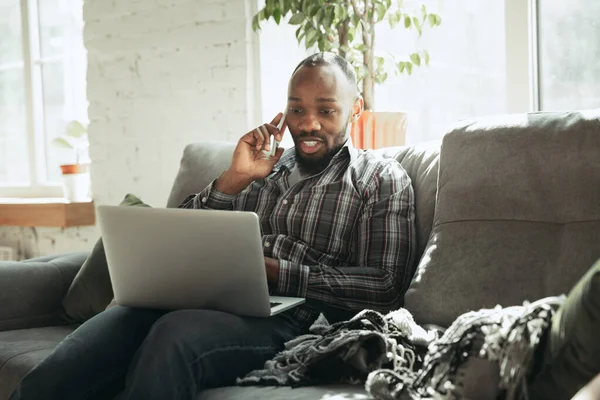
[298,114,321,132]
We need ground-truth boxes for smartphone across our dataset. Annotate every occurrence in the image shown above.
[265,112,286,159]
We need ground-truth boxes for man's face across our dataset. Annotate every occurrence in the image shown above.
[286,64,359,175]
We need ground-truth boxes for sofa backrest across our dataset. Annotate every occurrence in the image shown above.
[373,142,441,272]
[404,109,600,327]
[166,140,441,277]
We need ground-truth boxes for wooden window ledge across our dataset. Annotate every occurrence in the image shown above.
[0,198,95,227]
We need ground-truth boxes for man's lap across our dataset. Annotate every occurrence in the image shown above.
[10,306,302,400]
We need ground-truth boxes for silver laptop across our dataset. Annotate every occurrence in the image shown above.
[96,205,305,317]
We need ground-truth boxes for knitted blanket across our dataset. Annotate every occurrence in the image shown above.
[238,297,564,400]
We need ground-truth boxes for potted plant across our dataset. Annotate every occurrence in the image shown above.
[252,0,441,148]
[51,120,92,202]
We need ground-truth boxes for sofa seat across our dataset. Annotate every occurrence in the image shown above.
[0,326,76,400]
[0,326,371,400]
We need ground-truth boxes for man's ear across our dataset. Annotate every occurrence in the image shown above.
[351,96,364,123]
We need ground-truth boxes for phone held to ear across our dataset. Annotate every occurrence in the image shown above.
[263,112,286,159]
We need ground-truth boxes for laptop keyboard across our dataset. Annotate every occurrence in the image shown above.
[270,302,282,308]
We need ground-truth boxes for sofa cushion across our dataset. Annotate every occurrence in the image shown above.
[62,194,151,323]
[528,259,600,400]
[166,141,236,208]
[404,109,600,327]
[376,141,441,267]
[198,384,371,400]
[0,253,86,332]
[0,325,76,400]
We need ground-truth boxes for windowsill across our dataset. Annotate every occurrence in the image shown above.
[0,198,95,227]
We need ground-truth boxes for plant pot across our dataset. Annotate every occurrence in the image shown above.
[59,163,91,202]
[350,110,408,150]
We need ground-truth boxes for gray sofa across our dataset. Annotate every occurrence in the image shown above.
[1,109,599,400]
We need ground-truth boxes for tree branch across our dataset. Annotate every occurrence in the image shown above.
[350,0,364,18]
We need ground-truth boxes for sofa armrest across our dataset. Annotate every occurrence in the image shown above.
[0,252,88,331]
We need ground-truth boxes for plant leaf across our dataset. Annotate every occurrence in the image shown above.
[397,61,405,74]
[427,13,436,27]
[404,15,411,28]
[315,8,324,24]
[306,29,319,48]
[435,14,442,26]
[423,50,430,65]
[376,3,387,22]
[412,16,421,35]
[66,120,87,138]
[52,137,74,149]
[406,61,413,75]
[252,14,261,31]
[334,4,343,20]
[310,4,320,17]
[289,12,305,25]
[355,43,368,52]
[410,52,421,66]
[274,8,282,24]
[324,7,334,27]
[376,56,385,68]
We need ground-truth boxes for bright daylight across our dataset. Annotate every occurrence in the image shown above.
[0,1,599,400]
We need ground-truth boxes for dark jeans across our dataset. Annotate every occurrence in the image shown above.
[10,306,301,400]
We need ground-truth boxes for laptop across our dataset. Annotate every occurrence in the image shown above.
[96,205,305,317]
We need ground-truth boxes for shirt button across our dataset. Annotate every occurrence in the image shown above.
[282,199,288,205]
[265,242,271,247]
[201,197,207,203]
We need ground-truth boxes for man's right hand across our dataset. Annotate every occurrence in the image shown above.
[215,113,286,195]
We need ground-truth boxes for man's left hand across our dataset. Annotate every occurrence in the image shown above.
[264,257,279,286]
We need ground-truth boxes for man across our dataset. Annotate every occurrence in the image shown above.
[10,52,414,400]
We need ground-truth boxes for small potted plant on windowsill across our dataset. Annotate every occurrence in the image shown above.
[51,120,92,202]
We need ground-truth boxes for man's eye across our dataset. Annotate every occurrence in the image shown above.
[320,109,335,115]
[290,108,303,114]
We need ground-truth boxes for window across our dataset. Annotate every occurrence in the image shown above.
[257,0,599,145]
[537,0,600,111]
[0,0,86,197]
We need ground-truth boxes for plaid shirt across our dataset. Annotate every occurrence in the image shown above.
[178,140,414,328]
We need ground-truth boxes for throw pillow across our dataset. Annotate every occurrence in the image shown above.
[528,259,600,400]
[61,194,151,323]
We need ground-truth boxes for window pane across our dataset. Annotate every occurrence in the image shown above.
[538,0,600,111]
[375,0,507,143]
[0,0,23,64]
[258,0,507,144]
[0,68,29,184]
[42,61,72,183]
[37,0,65,58]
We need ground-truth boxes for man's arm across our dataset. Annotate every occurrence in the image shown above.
[177,113,287,210]
[272,161,415,313]
[176,179,236,210]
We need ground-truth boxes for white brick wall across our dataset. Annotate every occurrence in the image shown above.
[0,0,261,258]
[86,0,259,207]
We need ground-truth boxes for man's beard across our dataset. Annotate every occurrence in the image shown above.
[294,121,349,176]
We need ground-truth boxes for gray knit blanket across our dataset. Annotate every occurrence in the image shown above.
[238,296,564,400]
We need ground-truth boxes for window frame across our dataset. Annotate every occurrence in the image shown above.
[0,0,70,198]
[504,0,540,114]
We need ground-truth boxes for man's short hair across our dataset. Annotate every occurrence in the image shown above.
[292,52,358,94]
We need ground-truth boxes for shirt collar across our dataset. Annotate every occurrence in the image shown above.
[273,137,358,174]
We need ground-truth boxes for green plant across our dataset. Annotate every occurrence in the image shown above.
[51,120,89,165]
[253,0,441,110]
